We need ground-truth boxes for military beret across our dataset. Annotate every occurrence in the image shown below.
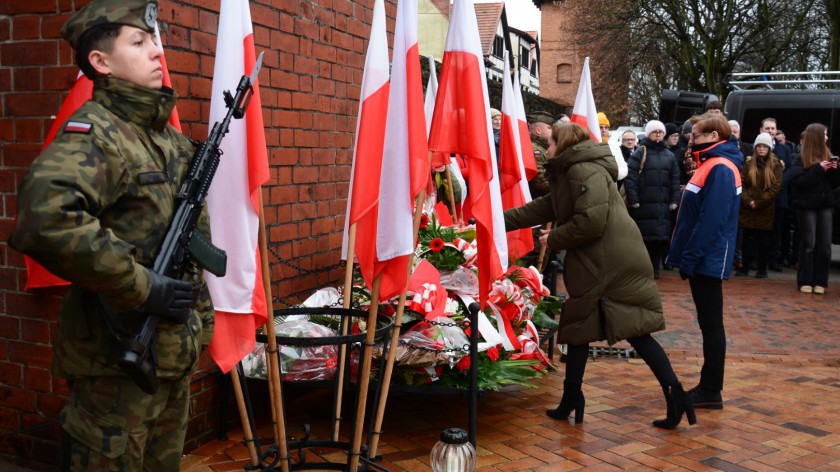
[527,111,555,126]
[61,0,159,49]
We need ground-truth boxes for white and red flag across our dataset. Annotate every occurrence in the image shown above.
[512,70,537,180]
[22,24,180,290]
[570,57,600,142]
[428,0,508,308]
[205,0,270,373]
[498,53,534,261]
[340,0,396,296]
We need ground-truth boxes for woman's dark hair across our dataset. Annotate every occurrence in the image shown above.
[76,24,123,79]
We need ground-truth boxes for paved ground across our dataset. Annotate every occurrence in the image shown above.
[180,258,840,471]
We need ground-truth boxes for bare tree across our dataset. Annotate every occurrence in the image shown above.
[557,0,830,122]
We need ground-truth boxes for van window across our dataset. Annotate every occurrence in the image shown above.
[741,108,834,152]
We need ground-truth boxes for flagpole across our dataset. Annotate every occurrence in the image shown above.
[537,222,553,272]
[257,193,291,472]
[229,367,260,467]
[367,148,432,458]
[348,274,382,471]
[332,223,357,441]
[444,162,460,223]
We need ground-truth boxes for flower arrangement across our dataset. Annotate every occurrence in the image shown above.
[415,214,469,271]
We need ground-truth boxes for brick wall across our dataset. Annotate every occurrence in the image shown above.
[0,0,390,466]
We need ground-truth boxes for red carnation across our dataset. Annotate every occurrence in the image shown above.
[456,355,471,372]
[419,214,429,229]
[430,238,445,252]
[486,346,500,362]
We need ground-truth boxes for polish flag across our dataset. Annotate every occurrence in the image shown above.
[512,70,537,180]
[498,53,533,261]
[22,25,181,290]
[570,57,601,142]
[340,0,394,296]
[428,0,508,308]
[205,0,270,373]
[424,56,466,211]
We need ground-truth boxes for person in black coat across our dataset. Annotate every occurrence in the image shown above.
[624,120,681,278]
[788,123,840,294]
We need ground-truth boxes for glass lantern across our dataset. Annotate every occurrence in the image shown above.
[430,428,476,472]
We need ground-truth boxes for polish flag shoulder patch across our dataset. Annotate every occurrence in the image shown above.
[64,121,92,134]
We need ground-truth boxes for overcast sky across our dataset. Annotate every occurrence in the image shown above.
[475,0,541,33]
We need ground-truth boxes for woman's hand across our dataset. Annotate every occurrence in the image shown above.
[820,160,837,170]
[539,229,550,247]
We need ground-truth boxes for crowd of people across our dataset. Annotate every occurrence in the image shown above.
[496,102,839,426]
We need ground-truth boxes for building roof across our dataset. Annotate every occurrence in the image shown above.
[429,0,451,19]
[474,2,505,55]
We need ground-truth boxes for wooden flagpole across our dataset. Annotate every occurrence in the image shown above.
[348,275,382,471]
[332,223,357,441]
[229,367,260,467]
[537,222,553,272]
[444,162,459,223]
[366,186,426,459]
[257,193,290,472]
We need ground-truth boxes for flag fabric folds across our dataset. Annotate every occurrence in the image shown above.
[206,0,270,374]
[570,57,601,142]
[22,24,180,290]
[512,70,537,180]
[340,0,393,294]
[373,0,429,300]
[428,0,508,308]
[498,53,534,261]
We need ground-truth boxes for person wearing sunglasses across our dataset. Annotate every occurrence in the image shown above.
[667,114,744,411]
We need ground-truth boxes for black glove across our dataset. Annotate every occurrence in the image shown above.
[141,271,198,323]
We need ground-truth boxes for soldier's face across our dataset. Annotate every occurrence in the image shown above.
[92,26,163,90]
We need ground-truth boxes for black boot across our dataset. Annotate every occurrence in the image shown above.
[653,382,697,429]
[546,380,585,423]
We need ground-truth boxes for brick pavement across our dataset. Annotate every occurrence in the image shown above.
[182,265,840,471]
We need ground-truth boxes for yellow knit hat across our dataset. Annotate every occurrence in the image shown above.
[597,112,610,127]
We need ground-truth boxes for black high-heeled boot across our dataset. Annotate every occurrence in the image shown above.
[653,382,697,429]
[546,381,585,423]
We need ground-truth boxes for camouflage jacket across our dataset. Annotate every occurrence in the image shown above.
[528,133,550,198]
[10,77,213,379]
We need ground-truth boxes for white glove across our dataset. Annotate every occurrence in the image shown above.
[670,203,678,210]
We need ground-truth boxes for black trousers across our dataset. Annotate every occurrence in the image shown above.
[564,334,678,389]
[742,228,771,271]
[689,275,725,392]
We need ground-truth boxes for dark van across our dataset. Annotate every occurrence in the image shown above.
[723,89,840,155]
[724,88,840,244]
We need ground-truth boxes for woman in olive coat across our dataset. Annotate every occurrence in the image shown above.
[505,124,695,429]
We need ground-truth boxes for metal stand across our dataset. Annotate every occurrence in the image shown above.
[245,307,394,471]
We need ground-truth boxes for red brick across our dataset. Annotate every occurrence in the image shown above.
[13,16,40,40]
[0,17,9,42]
[164,49,199,75]
[0,407,21,432]
[36,393,66,417]
[21,319,50,344]
[14,119,43,143]
[12,67,41,92]
[9,341,52,369]
[0,385,37,413]
[6,92,60,117]
[2,144,43,167]
[0,361,22,386]
[1,41,57,66]
[42,13,72,39]
[0,0,55,14]
[42,66,78,91]
[23,366,51,392]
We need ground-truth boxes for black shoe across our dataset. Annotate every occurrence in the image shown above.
[768,264,782,272]
[735,269,749,276]
[755,270,768,279]
[688,386,723,410]
[654,271,661,280]
[547,381,585,423]
[663,264,673,271]
[653,382,697,429]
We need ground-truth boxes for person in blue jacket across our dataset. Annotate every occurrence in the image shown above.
[667,113,744,410]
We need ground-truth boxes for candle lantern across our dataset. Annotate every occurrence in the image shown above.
[430,428,475,472]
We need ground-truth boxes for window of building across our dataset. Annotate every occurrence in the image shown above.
[556,63,572,83]
[492,35,504,58]
[519,44,530,69]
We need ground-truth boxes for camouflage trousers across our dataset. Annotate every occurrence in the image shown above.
[61,374,191,471]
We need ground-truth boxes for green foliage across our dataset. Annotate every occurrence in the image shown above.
[436,357,547,391]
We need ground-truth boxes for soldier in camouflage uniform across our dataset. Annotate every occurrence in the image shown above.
[516,111,556,267]
[9,1,213,470]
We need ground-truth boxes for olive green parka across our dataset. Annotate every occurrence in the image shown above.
[505,140,665,345]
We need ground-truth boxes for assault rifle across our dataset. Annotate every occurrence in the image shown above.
[115,52,265,394]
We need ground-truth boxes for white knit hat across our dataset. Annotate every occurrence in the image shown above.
[644,120,666,136]
[754,132,773,149]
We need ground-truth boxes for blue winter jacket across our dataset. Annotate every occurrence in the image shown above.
[667,137,744,280]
